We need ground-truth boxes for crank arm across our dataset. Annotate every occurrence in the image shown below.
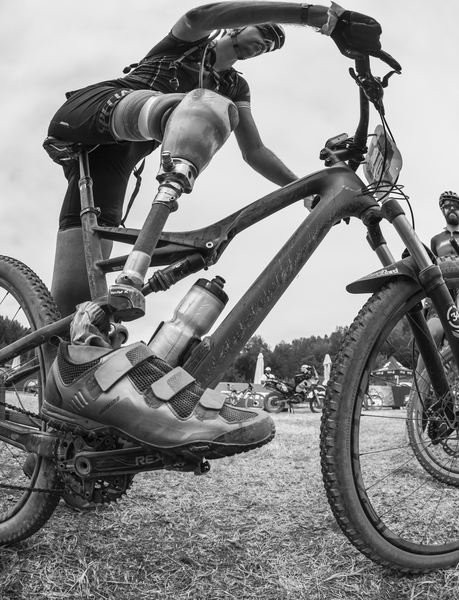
[65,446,209,478]
[0,421,57,458]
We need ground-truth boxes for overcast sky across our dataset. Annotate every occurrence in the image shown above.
[1,1,458,348]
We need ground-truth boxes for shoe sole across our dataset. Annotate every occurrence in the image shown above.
[41,403,275,461]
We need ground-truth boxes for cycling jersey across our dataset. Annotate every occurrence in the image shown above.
[430,228,459,258]
[122,32,251,105]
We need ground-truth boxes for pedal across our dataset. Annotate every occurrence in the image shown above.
[108,283,146,321]
[194,460,211,476]
[162,456,211,475]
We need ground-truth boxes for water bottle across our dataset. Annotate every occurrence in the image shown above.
[148,276,228,366]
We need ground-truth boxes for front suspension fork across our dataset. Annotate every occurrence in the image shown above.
[366,206,456,403]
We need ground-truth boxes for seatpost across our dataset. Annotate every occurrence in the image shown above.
[78,150,109,302]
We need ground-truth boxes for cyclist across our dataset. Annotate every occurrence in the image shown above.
[431,191,459,258]
[46,1,400,318]
[41,2,400,459]
[417,191,459,373]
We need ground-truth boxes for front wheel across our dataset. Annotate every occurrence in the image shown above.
[321,259,459,572]
[0,256,63,544]
[309,391,322,413]
[264,392,286,413]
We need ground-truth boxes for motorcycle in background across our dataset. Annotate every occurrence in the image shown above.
[262,377,324,413]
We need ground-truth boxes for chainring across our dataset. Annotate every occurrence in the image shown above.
[56,431,134,505]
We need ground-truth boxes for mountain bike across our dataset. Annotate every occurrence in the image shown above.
[2,55,459,573]
[223,382,265,408]
[363,387,384,410]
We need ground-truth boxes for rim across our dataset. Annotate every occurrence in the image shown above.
[0,280,45,519]
[347,294,459,555]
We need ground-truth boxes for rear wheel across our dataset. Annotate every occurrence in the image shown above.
[264,392,286,413]
[406,346,459,487]
[244,393,265,409]
[321,258,459,572]
[0,256,63,543]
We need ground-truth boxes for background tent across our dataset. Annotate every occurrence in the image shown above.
[323,354,332,385]
[254,352,264,385]
[371,356,412,385]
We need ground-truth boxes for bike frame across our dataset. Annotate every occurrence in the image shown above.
[1,58,459,441]
[0,163,378,383]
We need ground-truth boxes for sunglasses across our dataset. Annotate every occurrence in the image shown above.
[441,200,459,211]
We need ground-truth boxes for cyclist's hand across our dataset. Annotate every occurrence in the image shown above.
[331,10,401,72]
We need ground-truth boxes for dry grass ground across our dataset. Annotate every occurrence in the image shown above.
[1,410,459,600]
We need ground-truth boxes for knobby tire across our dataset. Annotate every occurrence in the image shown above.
[0,256,63,544]
[263,392,285,413]
[321,256,459,572]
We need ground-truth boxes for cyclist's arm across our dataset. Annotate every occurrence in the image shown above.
[234,105,298,186]
[171,3,329,41]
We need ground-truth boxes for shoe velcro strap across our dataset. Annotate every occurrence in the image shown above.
[151,367,196,401]
[94,342,152,392]
[198,389,226,410]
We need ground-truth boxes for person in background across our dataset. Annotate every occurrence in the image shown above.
[417,191,459,373]
[261,366,276,384]
[294,364,316,394]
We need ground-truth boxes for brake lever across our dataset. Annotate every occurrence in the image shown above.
[349,67,401,115]
[381,69,400,88]
[349,67,385,113]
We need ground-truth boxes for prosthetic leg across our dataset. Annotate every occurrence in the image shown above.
[108,89,240,320]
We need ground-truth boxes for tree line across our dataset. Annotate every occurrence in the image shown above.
[222,319,415,383]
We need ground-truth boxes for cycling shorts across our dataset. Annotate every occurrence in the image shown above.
[48,83,159,230]
[48,83,133,145]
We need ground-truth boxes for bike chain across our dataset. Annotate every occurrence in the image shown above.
[0,398,113,497]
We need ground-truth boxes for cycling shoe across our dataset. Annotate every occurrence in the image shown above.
[42,341,275,460]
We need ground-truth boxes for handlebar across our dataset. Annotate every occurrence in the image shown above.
[320,55,400,172]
